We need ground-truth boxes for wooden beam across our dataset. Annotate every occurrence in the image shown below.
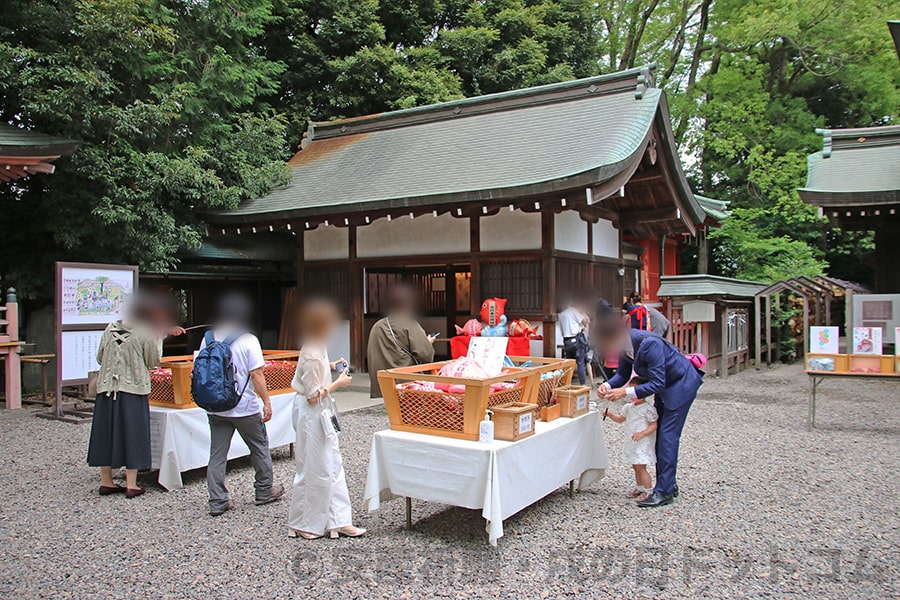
[620,207,678,226]
[626,169,664,184]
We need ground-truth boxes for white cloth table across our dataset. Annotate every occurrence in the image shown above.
[364,411,609,545]
[149,392,295,490]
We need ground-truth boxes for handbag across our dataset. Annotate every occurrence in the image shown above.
[320,393,342,436]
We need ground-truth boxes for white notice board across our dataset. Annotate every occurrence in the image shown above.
[60,330,104,381]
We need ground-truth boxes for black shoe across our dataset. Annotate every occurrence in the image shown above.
[673,484,679,498]
[637,491,674,508]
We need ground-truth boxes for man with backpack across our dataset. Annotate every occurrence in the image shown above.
[193,293,285,516]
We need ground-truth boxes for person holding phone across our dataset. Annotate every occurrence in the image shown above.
[367,283,435,398]
[288,298,365,540]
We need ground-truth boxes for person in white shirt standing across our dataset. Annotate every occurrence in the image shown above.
[201,293,285,516]
[559,294,590,385]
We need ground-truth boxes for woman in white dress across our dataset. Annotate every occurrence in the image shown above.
[603,377,659,501]
[288,299,365,539]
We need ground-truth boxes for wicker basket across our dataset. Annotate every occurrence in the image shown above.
[149,350,300,409]
[378,361,540,440]
[508,356,575,418]
[149,359,196,409]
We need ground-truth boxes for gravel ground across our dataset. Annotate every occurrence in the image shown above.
[0,362,897,599]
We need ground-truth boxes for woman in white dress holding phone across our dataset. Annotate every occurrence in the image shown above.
[288,298,366,539]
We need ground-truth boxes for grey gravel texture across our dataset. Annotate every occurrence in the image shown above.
[0,362,897,599]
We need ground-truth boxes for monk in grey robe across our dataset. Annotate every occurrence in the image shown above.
[367,285,435,398]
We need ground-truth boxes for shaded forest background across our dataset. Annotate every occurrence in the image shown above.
[1,0,898,298]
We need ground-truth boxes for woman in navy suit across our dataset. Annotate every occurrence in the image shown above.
[595,311,703,507]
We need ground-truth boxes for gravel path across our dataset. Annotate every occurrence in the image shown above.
[0,362,897,599]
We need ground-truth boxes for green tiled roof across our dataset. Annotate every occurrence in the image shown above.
[657,274,765,299]
[695,195,730,222]
[799,125,900,206]
[210,66,706,227]
[0,124,81,157]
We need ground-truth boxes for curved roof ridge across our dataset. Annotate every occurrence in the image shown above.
[308,64,658,142]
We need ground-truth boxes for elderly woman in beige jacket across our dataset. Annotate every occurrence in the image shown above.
[86,294,183,498]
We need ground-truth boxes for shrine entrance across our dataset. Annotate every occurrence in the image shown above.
[364,266,472,362]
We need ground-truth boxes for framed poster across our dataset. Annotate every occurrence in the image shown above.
[852,327,883,355]
[54,262,138,417]
[809,326,839,354]
[60,265,135,325]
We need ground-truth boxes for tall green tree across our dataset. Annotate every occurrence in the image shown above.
[0,0,290,298]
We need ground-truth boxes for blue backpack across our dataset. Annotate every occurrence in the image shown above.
[191,331,249,412]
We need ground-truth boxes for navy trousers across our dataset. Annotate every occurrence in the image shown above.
[653,394,694,495]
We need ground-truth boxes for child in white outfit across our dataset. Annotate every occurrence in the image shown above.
[603,376,659,501]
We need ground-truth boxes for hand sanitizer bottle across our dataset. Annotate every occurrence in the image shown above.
[479,410,494,444]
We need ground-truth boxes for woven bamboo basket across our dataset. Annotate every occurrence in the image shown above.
[378,361,540,440]
[507,356,575,418]
[149,350,300,409]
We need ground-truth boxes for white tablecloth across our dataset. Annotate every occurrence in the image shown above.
[364,411,609,545]
[149,393,295,490]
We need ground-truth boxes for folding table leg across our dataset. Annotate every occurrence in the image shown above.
[569,480,575,498]
[405,497,412,530]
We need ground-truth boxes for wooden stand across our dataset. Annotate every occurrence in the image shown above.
[492,402,538,441]
[540,403,561,422]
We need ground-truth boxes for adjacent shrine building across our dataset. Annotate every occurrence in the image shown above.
[207,66,720,368]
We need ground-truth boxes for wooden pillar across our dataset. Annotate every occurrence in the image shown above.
[3,288,21,409]
[765,295,772,365]
[348,225,365,370]
[295,228,305,295]
[469,216,481,317]
[541,211,557,357]
[720,303,728,379]
[754,294,761,366]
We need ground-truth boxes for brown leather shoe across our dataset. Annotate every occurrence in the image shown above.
[99,485,126,496]
[125,487,146,499]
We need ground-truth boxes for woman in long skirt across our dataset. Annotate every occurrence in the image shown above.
[86,293,183,498]
[287,299,363,539]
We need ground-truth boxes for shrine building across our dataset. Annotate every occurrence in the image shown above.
[190,65,723,368]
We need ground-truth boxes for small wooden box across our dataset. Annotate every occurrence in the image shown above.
[492,401,538,441]
[806,353,848,373]
[849,355,894,374]
[540,403,561,422]
[555,385,591,418]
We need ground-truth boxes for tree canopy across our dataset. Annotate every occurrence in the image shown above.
[1,0,898,297]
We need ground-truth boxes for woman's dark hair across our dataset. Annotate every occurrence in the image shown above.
[628,291,642,304]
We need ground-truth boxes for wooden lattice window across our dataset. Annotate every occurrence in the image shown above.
[480,260,542,313]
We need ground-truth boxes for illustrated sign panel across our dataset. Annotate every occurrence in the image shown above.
[60,266,135,325]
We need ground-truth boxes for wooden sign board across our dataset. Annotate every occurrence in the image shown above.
[53,262,138,419]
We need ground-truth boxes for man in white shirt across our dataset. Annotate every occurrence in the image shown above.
[201,293,285,516]
[559,295,589,384]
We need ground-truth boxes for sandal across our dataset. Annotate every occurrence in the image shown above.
[288,528,323,540]
[626,488,645,499]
